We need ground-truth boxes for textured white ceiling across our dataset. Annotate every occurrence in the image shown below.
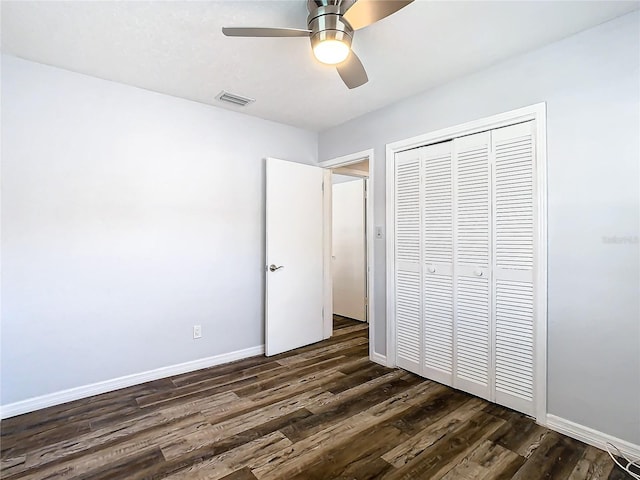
[2,1,638,131]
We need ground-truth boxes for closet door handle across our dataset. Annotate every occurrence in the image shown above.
[474,269,483,277]
[427,265,436,273]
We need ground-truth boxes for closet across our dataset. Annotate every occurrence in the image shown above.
[393,121,537,416]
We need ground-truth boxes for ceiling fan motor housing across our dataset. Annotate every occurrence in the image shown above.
[308,4,354,52]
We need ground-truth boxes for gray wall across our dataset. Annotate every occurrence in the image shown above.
[319,12,640,444]
[1,55,317,405]
[332,173,361,184]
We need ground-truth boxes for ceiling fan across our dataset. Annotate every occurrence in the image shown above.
[222,0,414,89]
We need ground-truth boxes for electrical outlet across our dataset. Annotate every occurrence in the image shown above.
[193,325,202,339]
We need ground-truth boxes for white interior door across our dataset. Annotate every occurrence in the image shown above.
[393,149,423,375]
[453,131,492,401]
[422,141,455,386]
[332,178,366,321]
[492,121,536,416]
[266,158,324,356]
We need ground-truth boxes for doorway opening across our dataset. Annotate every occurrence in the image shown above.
[331,160,368,326]
[320,149,380,365]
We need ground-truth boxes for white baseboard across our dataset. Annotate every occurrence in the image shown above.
[370,351,390,367]
[0,345,264,419]
[546,414,640,459]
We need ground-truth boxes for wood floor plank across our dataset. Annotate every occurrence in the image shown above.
[121,410,312,480]
[170,359,281,388]
[567,446,616,480]
[2,378,173,439]
[286,424,406,480]
[71,447,166,480]
[8,445,166,480]
[267,328,368,361]
[163,431,292,480]
[219,468,259,480]
[510,431,587,480]
[195,369,347,428]
[608,464,637,480]
[0,317,617,480]
[327,323,369,336]
[135,375,258,409]
[281,375,421,442]
[234,355,358,396]
[168,343,365,400]
[8,414,209,480]
[439,439,526,480]
[18,392,236,472]
[380,410,505,480]
[1,419,94,459]
[315,369,407,406]
[273,337,368,366]
[250,381,440,480]
[486,406,548,458]
[199,388,333,447]
[0,455,26,478]
[86,391,239,433]
[382,397,487,468]
[238,367,347,404]
[324,362,395,393]
[387,387,472,436]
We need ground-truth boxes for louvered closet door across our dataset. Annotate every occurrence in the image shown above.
[453,132,492,401]
[422,141,454,384]
[394,149,422,375]
[492,122,536,416]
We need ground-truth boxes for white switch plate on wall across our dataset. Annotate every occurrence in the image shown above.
[193,325,202,339]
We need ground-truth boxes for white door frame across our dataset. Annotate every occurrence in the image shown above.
[319,149,380,364]
[385,103,548,423]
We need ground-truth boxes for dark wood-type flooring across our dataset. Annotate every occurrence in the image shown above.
[1,316,630,479]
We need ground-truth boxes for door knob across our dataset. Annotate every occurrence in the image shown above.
[427,265,436,273]
[474,269,483,277]
[269,264,284,272]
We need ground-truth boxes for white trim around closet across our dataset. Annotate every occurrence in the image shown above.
[385,103,548,423]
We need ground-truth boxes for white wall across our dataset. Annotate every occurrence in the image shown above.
[319,12,640,445]
[1,55,317,406]
[332,173,361,184]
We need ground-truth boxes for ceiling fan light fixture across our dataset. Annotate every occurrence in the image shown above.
[222,0,415,88]
[310,24,353,66]
[313,39,350,65]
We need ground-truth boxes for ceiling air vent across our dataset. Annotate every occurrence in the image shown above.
[216,91,255,107]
